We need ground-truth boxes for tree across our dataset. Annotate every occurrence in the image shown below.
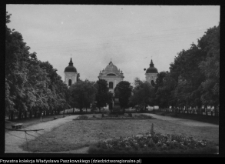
[114,81,132,112]
[155,72,176,109]
[167,24,219,115]
[5,12,70,120]
[199,24,220,115]
[129,78,155,112]
[5,12,32,119]
[69,80,97,112]
[94,79,110,112]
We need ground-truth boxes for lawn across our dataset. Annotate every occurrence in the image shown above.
[20,114,219,153]
[152,110,219,125]
[5,114,67,132]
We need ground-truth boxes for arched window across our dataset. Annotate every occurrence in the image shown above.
[68,79,72,86]
[109,82,113,89]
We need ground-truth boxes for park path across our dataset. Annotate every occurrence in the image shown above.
[142,113,219,128]
[5,115,87,153]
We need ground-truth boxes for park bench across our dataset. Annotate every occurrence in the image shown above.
[11,123,23,129]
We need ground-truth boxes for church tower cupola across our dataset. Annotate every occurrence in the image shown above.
[64,58,78,87]
[145,59,158,85]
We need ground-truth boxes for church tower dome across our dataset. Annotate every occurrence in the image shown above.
[64,58,77,73]
[145,59,158,85]
[146,59,158,73]
[64,58,78,87]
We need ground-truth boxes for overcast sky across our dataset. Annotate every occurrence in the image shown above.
[6,5,220,85]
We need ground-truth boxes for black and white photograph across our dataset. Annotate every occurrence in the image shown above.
[5,5,220,156]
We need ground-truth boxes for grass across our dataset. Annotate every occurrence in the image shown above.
[153,110,219,125]
[5,114,68,131]
[20,116,219,153]
[75,114,153,120]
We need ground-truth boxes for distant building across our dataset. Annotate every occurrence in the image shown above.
[145,59,158,84]
[98,61,124,94]
[64,58,78,87]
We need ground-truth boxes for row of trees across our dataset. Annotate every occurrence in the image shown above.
[68,79,132,113]
[68,79,113,113]
[129,24,220,115]
[5,12,70,120]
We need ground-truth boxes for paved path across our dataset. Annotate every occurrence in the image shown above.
[5,115,83,153]
[142,113,218,128]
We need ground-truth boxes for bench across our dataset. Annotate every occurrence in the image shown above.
[12,123,23,129]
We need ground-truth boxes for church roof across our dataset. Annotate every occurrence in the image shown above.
[146,59,158,73]
[64,58,77,73]
[99,61,124,78]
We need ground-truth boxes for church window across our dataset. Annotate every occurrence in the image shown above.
[109,82,113,89]
[151,80,155,86]
[68,79,72,86]
[107,73,116,76]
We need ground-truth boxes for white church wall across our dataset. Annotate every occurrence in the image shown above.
[64,72,77,86]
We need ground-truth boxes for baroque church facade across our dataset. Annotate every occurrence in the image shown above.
[98,61,124,93]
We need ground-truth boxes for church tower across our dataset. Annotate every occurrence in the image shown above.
[64,58,78,87]
[145,59,158,84]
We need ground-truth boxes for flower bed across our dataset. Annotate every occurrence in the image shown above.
[88,127,217,154]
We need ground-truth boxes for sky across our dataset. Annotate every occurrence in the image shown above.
[6,5,220,85]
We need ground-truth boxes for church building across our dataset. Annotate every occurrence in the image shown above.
[145,59,158,84]
[64,58,78,87]
[98,61,124,93]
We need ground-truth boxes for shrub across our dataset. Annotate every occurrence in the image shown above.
[77,115,89,120]
[88,130,217,154]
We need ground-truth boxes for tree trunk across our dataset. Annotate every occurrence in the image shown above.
[10,111,14,121]
[216,105,219,116]
[8,113,11,121]
[24,111,27,119]
[29,111,32,118]
[205,106,207,116]
[18,109,22,120]
[211,107,213,116]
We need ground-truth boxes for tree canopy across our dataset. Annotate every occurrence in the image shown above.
[114,81,132,110]
[69,80,97,112]
[5,12,70,120]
